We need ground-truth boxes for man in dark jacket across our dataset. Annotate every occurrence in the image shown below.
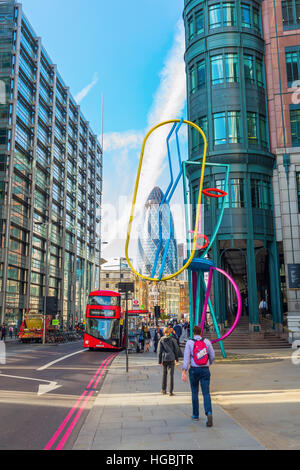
[173,322,182,345]
[157,327,181,396]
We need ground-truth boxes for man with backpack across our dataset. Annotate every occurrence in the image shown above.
[157,327,181,396]
[181,325,215,426]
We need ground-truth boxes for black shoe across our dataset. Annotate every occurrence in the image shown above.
[161,390,166,395]
[206,414,213,427]
[169,392,174,396]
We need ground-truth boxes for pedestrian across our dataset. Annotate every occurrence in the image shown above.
[168,325,178,341]
[157,327,181,396]
[181,325,215,426]
[259,299,268,318]
[138,326,145,352]
[173,322,182,345]
[9,326,13,339]
[244,297,249,316]
[1,324,7,342]
[144,326,151,352]
[154,326,163,353]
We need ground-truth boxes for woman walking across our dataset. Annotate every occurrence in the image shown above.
[181,325,215,426]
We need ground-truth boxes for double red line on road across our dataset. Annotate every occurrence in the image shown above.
[44,353,118,451]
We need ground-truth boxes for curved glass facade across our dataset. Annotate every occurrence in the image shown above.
[184,0,283,329]
[137,187,178,278]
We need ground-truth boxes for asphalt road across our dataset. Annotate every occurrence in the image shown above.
[0,340,118,450]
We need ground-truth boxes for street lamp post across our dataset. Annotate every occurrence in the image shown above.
[33,220,50,345]
[118,281,134,373]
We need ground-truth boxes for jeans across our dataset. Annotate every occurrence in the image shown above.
[162,361,175,393]
[189,367,212,418]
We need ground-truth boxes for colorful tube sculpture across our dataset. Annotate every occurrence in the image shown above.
[125,118,242,357]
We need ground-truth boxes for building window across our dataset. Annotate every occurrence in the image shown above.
[223,2,236,26]
[286,50,300,85]
[215,179,230,208]
[251,179,271,209]
[290,108,300,146]
[244,54,264,87]
[195,10,204,35]
[241,4,251,27]
[225,53,239,82]
[189,60,205,94]
[259,115,268,148]
[214,112,227,145]
[253,7,260,31]
[282,0,300,29]
[187,16,194,40]
[187,9,204,41]
[228,111,241,143]
[199,116,208,149]
[190,65,196,94]
[247,112,258,144]
[251,179,261,208]
[209,4,222,29]
[244,55,255,83]
[256,58,264,87]
[211,53,239,85]
[209,2,236,29]
[231,179,245,208]
[191,116,207,152]
[197,60,206,88]
[213,111,241,146]
[211,55,224,84]
[296,173,300,211]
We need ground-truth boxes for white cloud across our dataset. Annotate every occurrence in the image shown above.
[102,19,187,256]
[136,19,187,209]
[75,73,99,104]
[103,131,144,152]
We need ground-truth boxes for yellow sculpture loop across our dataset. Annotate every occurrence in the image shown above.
[125,119,207,282]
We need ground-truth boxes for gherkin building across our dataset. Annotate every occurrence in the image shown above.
[137,187,178,278]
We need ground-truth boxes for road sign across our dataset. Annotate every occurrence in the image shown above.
[118,282,134,293]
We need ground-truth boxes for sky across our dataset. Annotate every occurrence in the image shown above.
[20,0,189,264]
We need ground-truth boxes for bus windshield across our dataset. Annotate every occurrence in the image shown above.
[86,318,120,340]
[88,295,120,307]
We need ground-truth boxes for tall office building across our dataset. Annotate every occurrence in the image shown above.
[183,0,283,332]
[263,0,300,338]
[0,0,103,327]
[137,186,178,278]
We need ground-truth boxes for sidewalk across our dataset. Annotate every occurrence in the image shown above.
[73,351,265,450]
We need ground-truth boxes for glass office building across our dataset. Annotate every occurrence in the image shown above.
[0,0,103,327]
[184,0,283,331]
[137,187,178,278]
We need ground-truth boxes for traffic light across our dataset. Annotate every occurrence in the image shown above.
[154,306,161,318]
[45,297,58,315]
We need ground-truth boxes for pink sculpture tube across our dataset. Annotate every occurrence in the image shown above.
[200,266,242,344]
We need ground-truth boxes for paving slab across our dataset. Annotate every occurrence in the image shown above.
[73,352,265,450]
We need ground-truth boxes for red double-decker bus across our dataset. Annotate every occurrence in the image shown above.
[84,290,124,351]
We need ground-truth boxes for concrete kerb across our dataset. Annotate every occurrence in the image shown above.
[73,351,265,451]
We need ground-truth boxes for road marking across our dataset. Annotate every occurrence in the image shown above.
[44,353,118,451]
[38,382,61,396]
[55,354,118,451]
[0,372,61,396]
[37,349,86,371]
